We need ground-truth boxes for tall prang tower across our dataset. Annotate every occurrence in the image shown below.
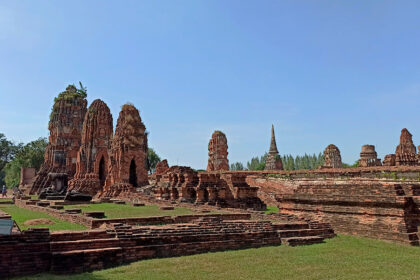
[265,125,283,170]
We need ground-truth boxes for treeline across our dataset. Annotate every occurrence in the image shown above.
[0,134,47,188]
[230,153,325,171]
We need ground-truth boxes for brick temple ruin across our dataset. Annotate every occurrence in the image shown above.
[7,84,420,278]
[22,86,149,201]
[206,131,229,171]
[265,125,283,170]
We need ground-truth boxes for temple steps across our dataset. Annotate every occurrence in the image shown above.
[281,236,324,246]
[277,228,328,238]
[272,222,309,231]
[51,238,120,252]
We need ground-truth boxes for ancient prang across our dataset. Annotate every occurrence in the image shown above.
[359,145,381,167]
[395,128,417,166]
[265,125,283,170]
[206,131,229,171]
[68,99,113,196]
[323,144,342,168]
[29,85,87,194]
[104,104,149,189]
[27,87,148,199]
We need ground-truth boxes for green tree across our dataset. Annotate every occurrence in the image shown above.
[147,148,161,174]
[4,137,47,188]
[0,133,22,186]
[230,162,245,171]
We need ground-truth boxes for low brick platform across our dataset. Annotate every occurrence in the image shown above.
[0,217,334,277]
[253,176,420,245]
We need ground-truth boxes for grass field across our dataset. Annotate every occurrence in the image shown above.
[14,235,420,280]
[264,205,279,214]
[63,203,199,218]
[0,204,86,231]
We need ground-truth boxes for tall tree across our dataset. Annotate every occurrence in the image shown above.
[0,133,22,186]
[147,148,161,174]
[4,137,47,188]
[230,162,245,171]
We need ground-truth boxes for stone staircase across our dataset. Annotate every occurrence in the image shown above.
[273,222,335,246]
[50,229,121,274]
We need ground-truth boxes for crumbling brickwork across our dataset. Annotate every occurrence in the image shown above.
[207,131,229,171]
[153,167,266,210]
[0,216,333,278]
[323,144,342,168]
[29,85,87,194]
[395,128,418,166]
[68,99,113,196]
[359,145,381,167]
[106,104,149,189]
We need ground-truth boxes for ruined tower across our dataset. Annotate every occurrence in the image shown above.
[395,128,417,166]
[68,99,113,196]
[265,125,283,170]
[359,145,381,167]
[106,104,149,188]
[323,144,342,168]
[29,85,87,194]
[206,131,229,172]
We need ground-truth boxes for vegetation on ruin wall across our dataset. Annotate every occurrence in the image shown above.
[49,82,87,120]
[18,235,420,280]
[63,203,196,219]
[264,205,279,214]
[0,204,86,231]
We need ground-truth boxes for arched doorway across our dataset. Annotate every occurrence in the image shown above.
[129,159,138,187]
[98,156,106,186]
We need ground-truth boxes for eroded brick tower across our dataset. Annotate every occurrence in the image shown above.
[29,85,87,194]
[206,131,229,172]
[68,99,113,196]
[395,128,417,166]
[324,144,342,168]
[106,104,149,188]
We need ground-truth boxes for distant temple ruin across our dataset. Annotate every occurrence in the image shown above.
[265,125,283,170]
[359,145,381,167]
[206,131,229,172]
[323,144,342,168]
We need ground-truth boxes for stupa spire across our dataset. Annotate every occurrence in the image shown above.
[269,124,278,154]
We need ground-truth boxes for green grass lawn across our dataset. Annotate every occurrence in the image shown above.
[63,203,198,219]
[0,204,86,231]
[264,205,279,214]
[14,235,420,280]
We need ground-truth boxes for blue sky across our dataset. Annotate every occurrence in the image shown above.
[1,0,419,169]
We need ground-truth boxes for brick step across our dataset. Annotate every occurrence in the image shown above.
[51,230,115,241]
[272,223,309,231]
[281,236,324,246]
[51,247,122,273]
[277,229,328,238]
[51,238,120,252]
